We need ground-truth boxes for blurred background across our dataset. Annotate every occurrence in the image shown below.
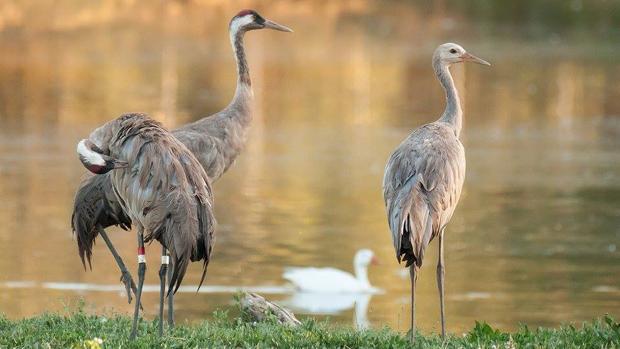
[0,0,619,334]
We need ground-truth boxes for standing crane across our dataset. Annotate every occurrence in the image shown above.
[77,113,215,339]
[71,10,291,335]
[382,43,489,340]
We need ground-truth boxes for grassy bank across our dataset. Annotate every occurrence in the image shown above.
[0,310,618,348]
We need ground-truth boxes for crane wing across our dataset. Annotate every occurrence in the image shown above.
[382,123,465,267]
[71,173,131,269]
[172,129,228,181]
[173,107,250,183]
[115,117,216,294]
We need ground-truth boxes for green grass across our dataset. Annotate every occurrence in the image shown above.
[0,309,618,348]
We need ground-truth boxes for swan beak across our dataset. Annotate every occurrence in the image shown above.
[371,256,380,266]
[461,52,491,66]
[264,19,293,33]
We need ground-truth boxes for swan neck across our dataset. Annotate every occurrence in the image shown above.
[354,263,371,288]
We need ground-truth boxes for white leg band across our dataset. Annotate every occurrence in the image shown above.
[161,256,170,265]
[138,254,146,263]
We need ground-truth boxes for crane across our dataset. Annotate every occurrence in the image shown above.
[382,43,489,340]
[77,112,215,339]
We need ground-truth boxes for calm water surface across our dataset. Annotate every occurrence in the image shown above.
[0,2,619,334]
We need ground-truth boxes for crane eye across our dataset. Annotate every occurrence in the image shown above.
[449,49,457,54]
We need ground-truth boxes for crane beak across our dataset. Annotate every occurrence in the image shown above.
[263,19,293,33]
[461,52,491,66]
[111,159,129,169]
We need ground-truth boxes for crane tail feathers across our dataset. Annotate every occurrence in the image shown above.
[196,195,215,291]
[72,177,101,270]
[71,173,132,271]
[389,180,434,268]
[150,189,214,295]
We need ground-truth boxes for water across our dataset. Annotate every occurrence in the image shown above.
[0,2,619,334]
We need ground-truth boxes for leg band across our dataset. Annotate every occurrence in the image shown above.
[137,247,146,264]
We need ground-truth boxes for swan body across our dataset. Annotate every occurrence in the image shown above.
[282,249,378,293]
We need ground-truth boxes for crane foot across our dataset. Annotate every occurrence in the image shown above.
[120,271,143,310]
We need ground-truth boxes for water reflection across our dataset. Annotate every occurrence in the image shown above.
[284,293,373,330]
[0,1,618,333]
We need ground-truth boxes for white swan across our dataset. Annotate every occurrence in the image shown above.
[282,249,379,293]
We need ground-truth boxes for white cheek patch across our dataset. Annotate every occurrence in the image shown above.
[77,139,106,166]
[229,14,254,37]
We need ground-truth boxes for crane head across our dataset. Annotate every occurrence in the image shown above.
[229,9,293,35]
[434,43,491,66]
[77,139,128,175]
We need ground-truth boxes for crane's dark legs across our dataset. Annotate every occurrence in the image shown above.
[158,246,169,336]
[437,231,446,338]
[130,230,146,340]
[167,259,175,328]
[409,265,418,342]
[98,228,139,306]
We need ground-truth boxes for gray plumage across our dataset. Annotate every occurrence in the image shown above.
[81,113,216,293]
[383,122,465,267]
[71,76,251,271]
[71,10,292,276]
[382,43,489,340]
[72,173,132,267]
[174,82,253,181]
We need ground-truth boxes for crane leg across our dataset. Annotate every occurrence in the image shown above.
[437,231,446,338]
[158,246,169,336]
[167,259,175,328]
[409,265,418,342]
[130,231,146,340]
[98,228,139,307]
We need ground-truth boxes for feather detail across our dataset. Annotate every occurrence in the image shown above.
[383,122,465,268]
[82,113,216,294]
[71,173,131,269]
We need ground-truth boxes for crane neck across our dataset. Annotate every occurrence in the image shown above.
[434,58,462,137]
[230,27,252,87]
[228,27,254,118]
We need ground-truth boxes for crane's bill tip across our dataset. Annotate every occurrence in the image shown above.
[462,52,491,66]
[113,160,129,169]
[264,19,293,32]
